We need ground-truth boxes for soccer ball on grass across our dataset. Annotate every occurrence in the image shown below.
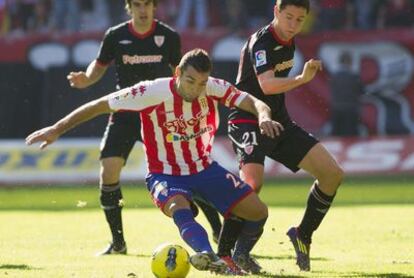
[151,243,190,278]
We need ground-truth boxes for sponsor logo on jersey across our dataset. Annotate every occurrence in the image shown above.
[154,35,165,47]
[274,45,283,51]
[122,54,163,64]
[274,58,294,72]
[255,50,267,67]
[165,125,213,142]
[119,40,132,45]
[164,112,208,134]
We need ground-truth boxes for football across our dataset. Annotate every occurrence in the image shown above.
[151,243,191,278]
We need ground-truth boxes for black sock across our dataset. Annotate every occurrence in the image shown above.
[100,183,125,245]
[298,182,335,243]
[194,199,222,237]
[233,217,267,258]
[217,215,244,257]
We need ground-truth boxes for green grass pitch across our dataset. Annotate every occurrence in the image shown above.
[0,176,413,277]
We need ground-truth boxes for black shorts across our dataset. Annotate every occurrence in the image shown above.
[228,121,318,172]
[100,111,142,162]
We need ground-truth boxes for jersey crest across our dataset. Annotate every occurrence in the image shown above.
[154,35,165,47]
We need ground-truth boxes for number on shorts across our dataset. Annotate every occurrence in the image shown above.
[226,173,242,188]
[242,131,258,146]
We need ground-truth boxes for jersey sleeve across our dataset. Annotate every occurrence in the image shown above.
[107,80,165,112]
[207,77,248,108]
[169,31,182,67]
[96,28,115,66]
[251,38,277,75]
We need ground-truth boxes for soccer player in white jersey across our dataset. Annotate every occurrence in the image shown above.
[26,49,283,275]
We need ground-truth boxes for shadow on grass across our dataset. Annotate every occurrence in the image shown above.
[255,271,304,278]
[253,254,330,261]
[314,271,414,278]
[0,264,41,270]
[135,253,151,258]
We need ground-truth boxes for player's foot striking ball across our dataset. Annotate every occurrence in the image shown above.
[189,251,229,274]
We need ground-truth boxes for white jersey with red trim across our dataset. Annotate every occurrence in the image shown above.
[108,77,248,175]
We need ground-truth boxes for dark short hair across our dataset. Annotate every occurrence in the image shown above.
[178,49,212,73]
[276,0,310,13]
[125,0,158,15]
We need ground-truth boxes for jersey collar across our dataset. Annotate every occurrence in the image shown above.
[128,20,157,39]
[268,24,293,46]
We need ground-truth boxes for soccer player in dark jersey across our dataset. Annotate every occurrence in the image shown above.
[217,0,344,272]
[26,48,284,275]
[67,0,221,256]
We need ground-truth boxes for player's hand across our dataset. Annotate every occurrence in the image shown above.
[300,59,322,83]
[25,126,60,150]
[67,71,90,89]
[259,118,284,138]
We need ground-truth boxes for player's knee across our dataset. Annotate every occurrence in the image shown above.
[100,161,123,183]
[319,164,344,191]
[101,171,120,184]
[331,164,344,188]
[249,201,268,221]
[164,195,191,217]
[100,157,124,184]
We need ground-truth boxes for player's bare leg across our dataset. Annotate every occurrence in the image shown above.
[96,157,127,256]
[239,163,265,193]
[288,143,343,270]
[299,143,343,196]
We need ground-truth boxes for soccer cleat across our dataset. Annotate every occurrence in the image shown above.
[286,227,311,271]
[220,256,247,275]
[189,251,228,274]
[96,242,127,256]
[233,253,262,274]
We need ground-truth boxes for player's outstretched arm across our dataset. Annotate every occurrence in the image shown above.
[237,94,284,138]
[67,60,108,89]
[26,97,112,149]
[257,59,322,95]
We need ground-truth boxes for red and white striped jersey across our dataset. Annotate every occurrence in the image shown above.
[108,77,248,175]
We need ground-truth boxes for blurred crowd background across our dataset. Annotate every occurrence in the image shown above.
[0,0,413,139]
[1,0,413,37]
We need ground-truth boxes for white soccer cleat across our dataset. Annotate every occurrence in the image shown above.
[189,251,228,274]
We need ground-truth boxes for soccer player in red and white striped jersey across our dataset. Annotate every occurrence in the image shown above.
[26,48,283,274]
[109,70,245,176]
